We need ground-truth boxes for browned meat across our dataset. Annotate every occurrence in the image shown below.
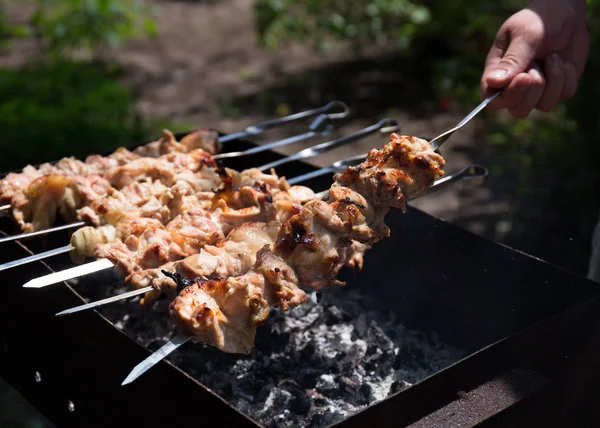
[126,221,281,305]
[168,248,306,354]
[273,134,445,289]
[76,180,172,226]
[11,174,111,232]
[0,128,213,203]
[94,225,188,277]
[166,207,225,254]
[334,134,445,212]
[166,133,446,355]
[132,129,219,157]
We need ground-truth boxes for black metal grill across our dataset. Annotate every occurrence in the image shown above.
[1,130,600,427]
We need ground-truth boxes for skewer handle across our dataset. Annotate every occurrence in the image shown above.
[213,114,335,160]
[217,101,349,144]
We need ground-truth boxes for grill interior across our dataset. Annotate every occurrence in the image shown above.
[1,131,600,427]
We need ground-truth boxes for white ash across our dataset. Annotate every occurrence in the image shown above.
[74,271,466,427]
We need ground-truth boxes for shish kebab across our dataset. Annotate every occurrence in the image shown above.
[0,116,393,257]
[0,100,349,213]
[116,92,499,385]
[53,161,484,315]
[13,118,401,278]
[54,134,442,353]
[116,133,445,386]
[0,102,348,235]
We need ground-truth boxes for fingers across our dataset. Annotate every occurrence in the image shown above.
[481,14,544,95]
[561,61,579,101]
[537,54,565,111]
[570,23,591,78]
[507,64,546,118]
[486,61,545,117]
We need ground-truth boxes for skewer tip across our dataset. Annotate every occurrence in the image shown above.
[121,334,190,386]
[121,372,138,386]
[23,279,47,289]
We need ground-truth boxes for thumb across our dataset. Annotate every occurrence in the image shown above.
[484,32,540,89]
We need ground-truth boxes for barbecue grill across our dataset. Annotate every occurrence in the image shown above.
[2,103,600,428]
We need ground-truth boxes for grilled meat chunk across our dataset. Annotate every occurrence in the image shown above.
[127,221,281,305]
[169,247,306,354]
[167,133,445,354]
[11,174,110,232]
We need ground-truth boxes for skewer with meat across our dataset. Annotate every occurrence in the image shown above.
[67,168,317,297]
[4,130,220,231]
[83,181,315,278]
[10,147,218,233]
[129,220,283,308]
[121,186,320,305]
[0,129,219,203]
[166,134,445,353]
[66,161,305,266]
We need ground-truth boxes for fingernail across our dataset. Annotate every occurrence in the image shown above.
[490,69,507,79]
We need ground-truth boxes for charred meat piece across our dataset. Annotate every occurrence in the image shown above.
[169,247,306,354]
[168,134,445,354]
[11,174,110,232]
[132,129,219,158]
[275,134,445,289]
[127,221,281,305]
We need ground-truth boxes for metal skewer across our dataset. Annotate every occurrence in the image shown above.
[216,101,349,144]
[23,258,113,288]
[0,221,85,245]
[213,112,337,160]
[50,164,489,315]
[257,118,400,172]
[429,91,500,151]
[55,285,152,316]
[0,244,74,272]
[287,153,367,185]
[121,333,190,386]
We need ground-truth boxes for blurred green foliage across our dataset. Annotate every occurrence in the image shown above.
[0,0,165,171]
[4,0,157,60]
[0,60,146,171]
[31,0,156,60]
[254,0,523,101]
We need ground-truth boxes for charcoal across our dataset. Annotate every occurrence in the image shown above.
[81,273,466,427]
[309,409,345,426]
[323,306,345,325]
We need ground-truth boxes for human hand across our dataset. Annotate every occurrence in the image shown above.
[480,0,589,118]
